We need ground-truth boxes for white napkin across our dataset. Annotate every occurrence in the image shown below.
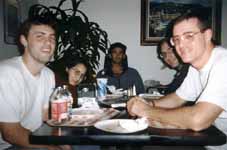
[119,117,148,132]
[107,85,124,95]
[78,97,100,109]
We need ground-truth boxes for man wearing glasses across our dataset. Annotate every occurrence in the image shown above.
[127,10,227,150]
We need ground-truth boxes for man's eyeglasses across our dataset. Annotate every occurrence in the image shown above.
[170,31,202,46]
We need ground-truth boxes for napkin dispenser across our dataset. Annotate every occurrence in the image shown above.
[76,83,96,98]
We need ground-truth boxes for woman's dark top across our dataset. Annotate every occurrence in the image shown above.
[158,64,189,95]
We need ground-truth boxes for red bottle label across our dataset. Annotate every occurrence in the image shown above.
[51,99,68,122]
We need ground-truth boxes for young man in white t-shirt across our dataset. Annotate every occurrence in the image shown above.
[0,17,70,150]
[127,11,227,150]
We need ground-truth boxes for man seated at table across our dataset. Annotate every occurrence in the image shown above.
[127,10,227,150]
[0,16,70,149]
[97,42,145,95]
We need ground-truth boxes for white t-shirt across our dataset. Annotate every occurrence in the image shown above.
[0,56,55,148]
[176,46,227,150]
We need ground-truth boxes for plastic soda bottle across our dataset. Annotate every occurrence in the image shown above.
[50,86,69,123]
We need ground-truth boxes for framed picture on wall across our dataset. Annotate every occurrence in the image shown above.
[140,0,222,46]
[3,0,21,45]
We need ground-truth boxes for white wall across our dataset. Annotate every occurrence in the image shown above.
[38,0,175,84]
[0,0,225,84]
[81,0,227,84]
[80,0,176,84]
[38,0,227,84]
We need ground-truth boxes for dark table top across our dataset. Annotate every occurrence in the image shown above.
[29,110,226,146]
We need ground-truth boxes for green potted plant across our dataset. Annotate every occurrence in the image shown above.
[28,0,109,82]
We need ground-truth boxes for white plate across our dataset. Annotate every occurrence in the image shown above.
[94,119,148,133]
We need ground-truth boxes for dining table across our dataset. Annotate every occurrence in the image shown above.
[29,107,227,150]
